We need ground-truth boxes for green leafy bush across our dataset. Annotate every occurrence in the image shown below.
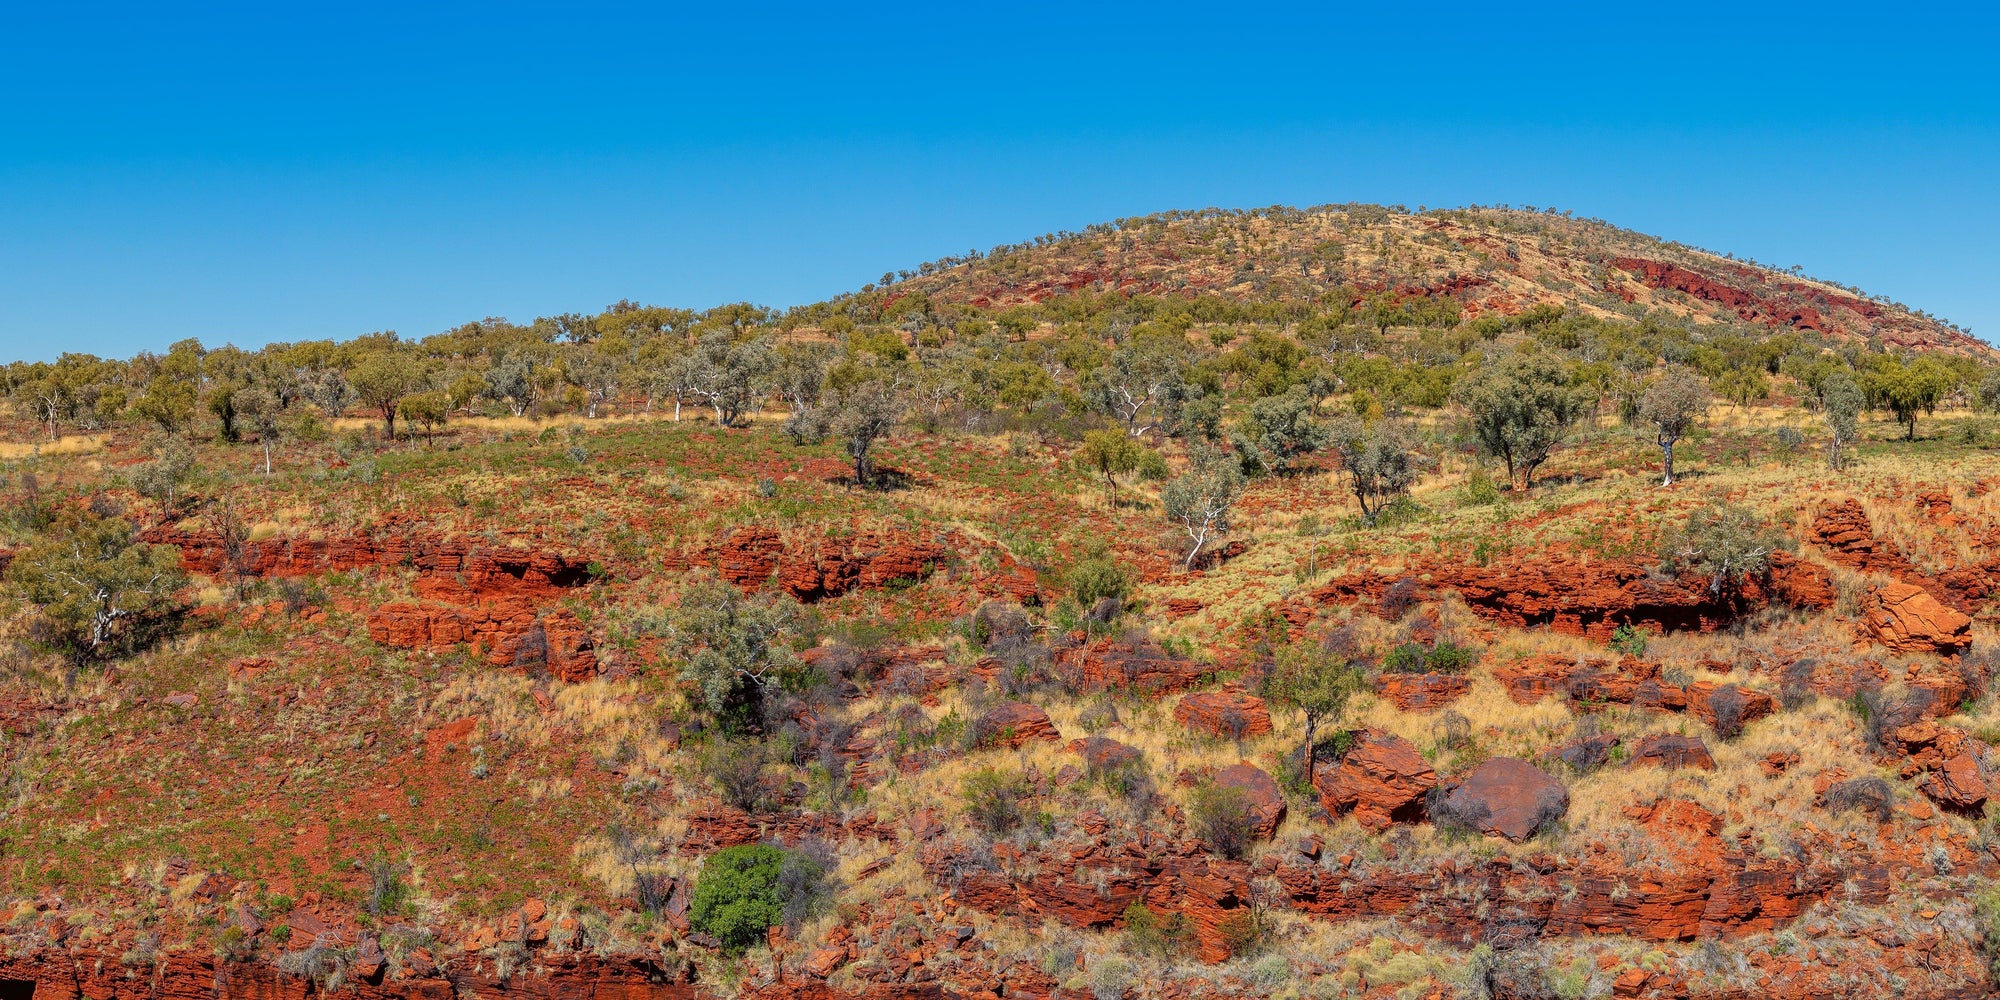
[689,844,791,951]
[1066,553,1130,607]
[1609,623,1649,657]
[1381,639,1479,674]
[961,767,1027,834]
[1121,903,1193,959]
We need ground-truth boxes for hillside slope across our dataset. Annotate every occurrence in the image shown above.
[886,205,1990,357]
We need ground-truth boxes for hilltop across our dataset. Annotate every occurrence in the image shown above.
[880,204,1989,357]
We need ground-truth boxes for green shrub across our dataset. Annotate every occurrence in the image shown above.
[1460,467,1504,506]
[1382,639,1479,674]
[1121,903,1193,960]
[961,767,1027,834]
[1424,639,1478,673]
[689,844,787,952]
[1186,784,1255,859]
[1381,642,1425,674]
[1066,553,1130,607]
[1609,623,1648,657]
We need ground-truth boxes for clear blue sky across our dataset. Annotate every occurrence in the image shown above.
[3,2,1995,362]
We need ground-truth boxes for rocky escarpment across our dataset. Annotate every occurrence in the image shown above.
[922,793,1986,963]
[1286,549,1834,642]
[0,947,957,1000]
[678,526,1038,606]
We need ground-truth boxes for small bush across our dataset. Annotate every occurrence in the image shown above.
[1186,784,1255,859]
[1382,642,1428,674]
[1088,955,1134,1000]
[1708,684,1748,740]
[1778,658,1818,711]
[1461,468,1504,506]
[961,767,1027,834]
[634,869,675,916]
[1382,639,1479,674]
[1379,577,1420,620]
[1977,884,2000,979]
[1067,553,1131,608]
[1849,688,1933,752]
[1121,903,1192,960]
[690,843,828,952]
[1823,777,1893,824]
[362,855,407,918]
[1215,910,1265,958]
[1609,623,1648,657]
[1432,710,1472,751]
[1426,784,1492,842]
[777,839,837,934]
[1424,639,1479,673]
[701,740,768,812]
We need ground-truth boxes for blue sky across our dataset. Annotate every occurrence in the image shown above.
[2,2,1995,361]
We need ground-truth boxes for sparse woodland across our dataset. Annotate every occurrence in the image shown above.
[1,205,1999,1000]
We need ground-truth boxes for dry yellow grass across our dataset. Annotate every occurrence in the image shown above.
[0,433,106,458]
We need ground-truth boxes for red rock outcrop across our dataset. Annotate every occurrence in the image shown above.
[925,831,1256,963]
[970,702,1059,748]
[148,525,596,599]
[1173,686,1273,740]
[1435,757,1568,842]
[701,527,946,602]
[1056,638,1206,694]
[1313,729,1434,831]
[367,598,598,681]
[1373,671,1471,711]
[1213,762,1286,840]
[1810,499,1916,577]
[1491,655,1776,735]
[1886,720,1994,814]
[1862,582,1973,653]
[1068,736,1140,773]
[0,944,976,1000]
[1610,256,1839,332]
[1304,549,1831,643]
[1629,734,1716,771]
[934,816,1904,964]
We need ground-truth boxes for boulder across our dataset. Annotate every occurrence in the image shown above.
[1069,736,1140,773]
[1214,762,1286,840]
[1541,734,1620,773]
[1314,729,1435,831]
[971,702,1060,748]
[1629,734,1715,771]
[1862,583,1972,653]
[1174,687,1273,740]
[1919,748,1992,814]
[1438,757,1567,842]
[1373,672,1471,712]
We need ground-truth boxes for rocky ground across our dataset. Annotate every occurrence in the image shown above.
[0,396,1997,1000]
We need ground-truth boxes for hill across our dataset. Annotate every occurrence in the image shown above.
[0,206,1998,1000]
[885,204,1991,357]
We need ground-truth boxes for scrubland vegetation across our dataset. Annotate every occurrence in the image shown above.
[1,204,1998,999]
